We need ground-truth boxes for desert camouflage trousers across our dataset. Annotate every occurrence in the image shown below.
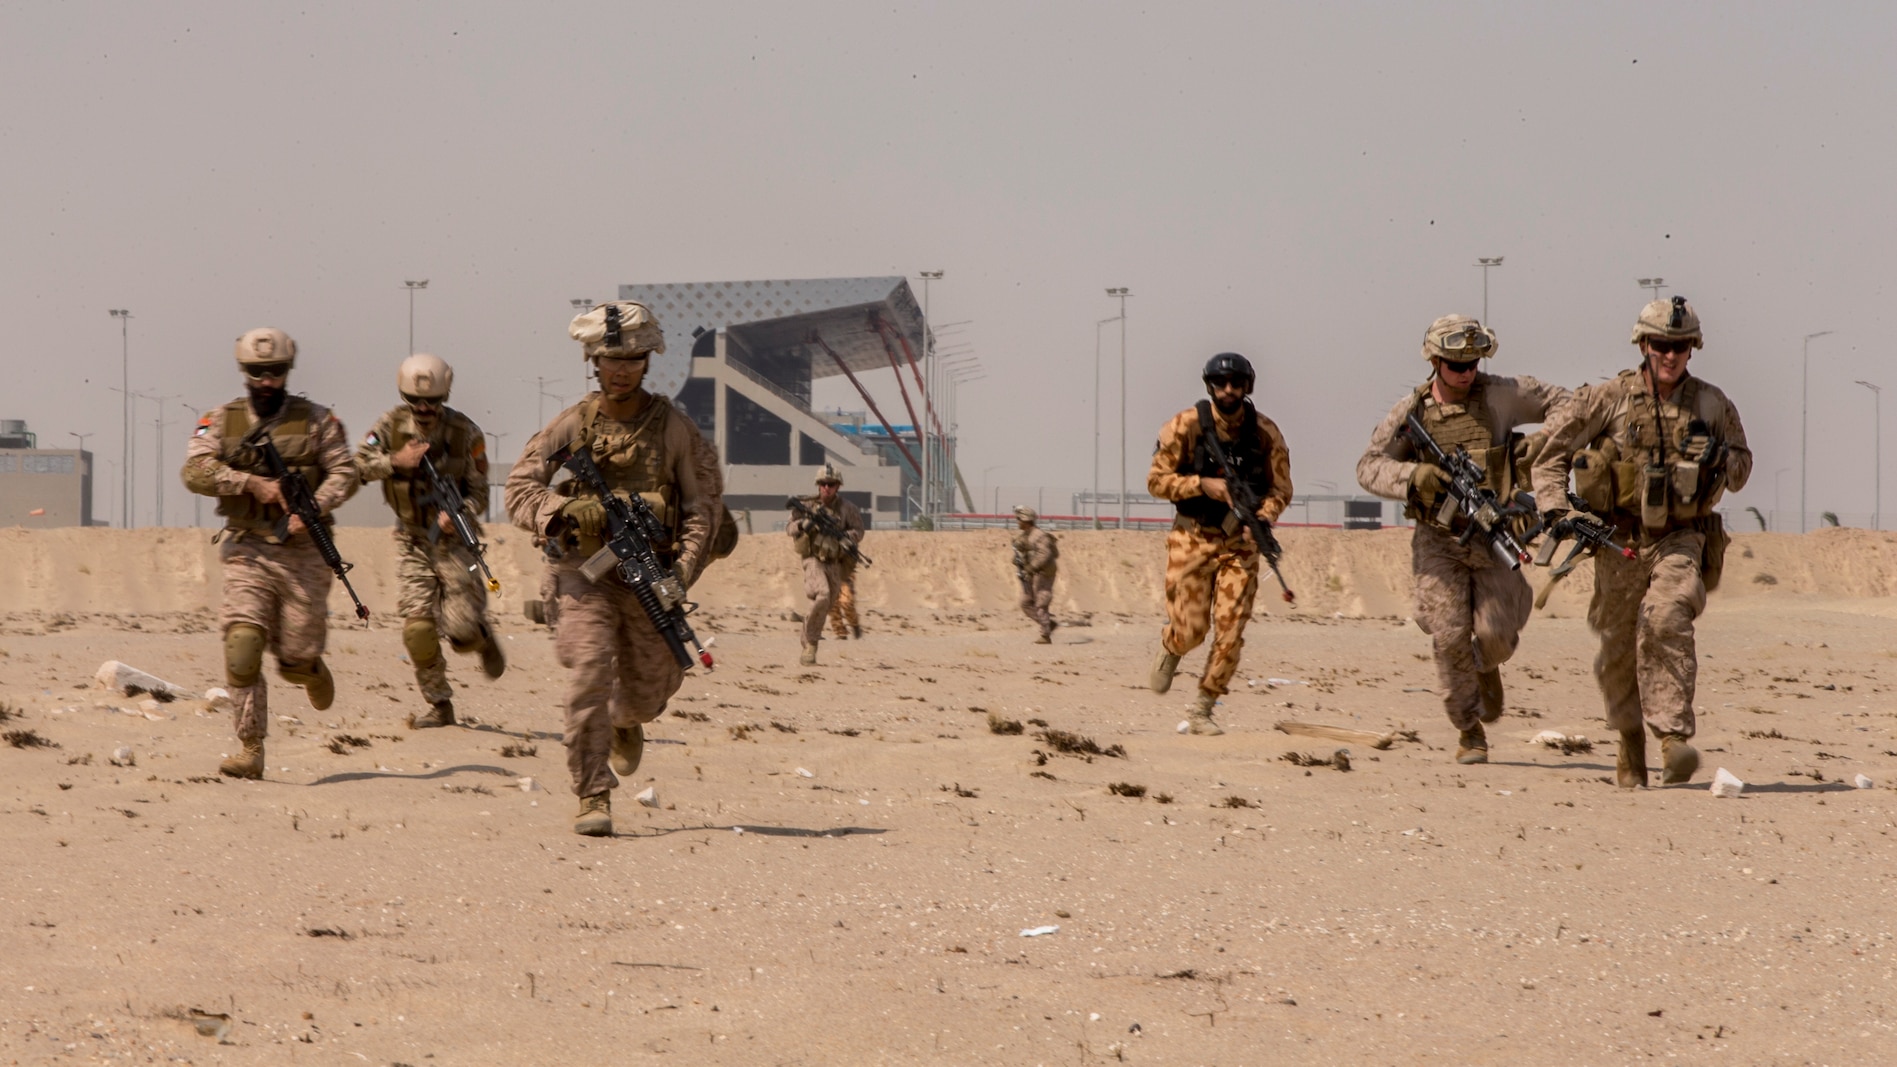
[1588,527,1706,739]
[827,558,860,636]
[1160,524,1260,698]
[1018,571,1057,637]
[802,557,842,646]
[1411,524,1533,730]
[219,537,335,743]
[552,560,687,798]
[395,530,492,705]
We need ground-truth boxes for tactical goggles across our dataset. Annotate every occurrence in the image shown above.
[1644,338,1694,356]
[1438,358,1481,375]
[242,362,291,380]
[596,352,650,367]
[1435,326,1495,356]
[402,394,443,411]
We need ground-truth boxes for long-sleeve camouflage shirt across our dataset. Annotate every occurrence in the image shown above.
[354,404,488,533]
[181,394,356,536]
[1012,525,1059,576]
[1531,368,1751,514]
[1357,374,1570,501]
[1147,404,1294,523]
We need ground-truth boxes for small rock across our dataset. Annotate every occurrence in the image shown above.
[1854,774,1874,790]
[795,767,814,779]
[94,660,190,699]
[518,777,541,793]
[634,786,660,808]
[1710,768,1745,798]
[1019,924,1060,937]
[1176,720,1191,734]
[110,746,135,766]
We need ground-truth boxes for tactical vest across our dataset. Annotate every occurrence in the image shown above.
[215,396,328,537]
[1404,379,1524,527]
[1174,403,1274,529]
[554,393,680,554]
[793,496,850,562]
[1571,371,1724,532]
[376,407,482,531]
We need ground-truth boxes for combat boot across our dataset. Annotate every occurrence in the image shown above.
[1149,649,1181,694]
[1660,734,1700,785]
[1615,730,1649,789]
[800,643,818,667]
[850,624,863,639]
[1477,669,1505,723]
[610,724,645,777]
[304,660,335,712]
[479,627,507,680]
[412,700,456,729]
[218,740,265,780]
[574,792,612,837]
[1034,634,1052,645]
[1456,724,1489,765]
[1186,691,1225,736]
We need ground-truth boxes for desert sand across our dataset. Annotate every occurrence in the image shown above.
[2,525,1895,1064]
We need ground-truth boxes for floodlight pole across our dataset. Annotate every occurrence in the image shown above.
[919,271,944,523]
[1106,288,1130,526]
[1638,277,1667,301]
[1800,329,1834,533]
[1858,380,1882,530]
[1476,257,1503,323]
[1094,315,1121,529]
[109,309,131,527]
[404,280,429,353]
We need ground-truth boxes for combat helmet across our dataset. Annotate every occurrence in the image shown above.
[816,464,843,487]
[1631,296,1703,350]
[398,353,453,399]
[234,328,296,370]
[569,301,666,361]
[1013,505,1038,523]
[1422,315,1497,362]
[1201,352,1255,391]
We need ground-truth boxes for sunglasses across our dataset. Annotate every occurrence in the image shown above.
[1439,358,1481,375]
[242,363,290,380]
[403,394,442,410]
[1645,339,1694,356]
[1206,374,1249,390]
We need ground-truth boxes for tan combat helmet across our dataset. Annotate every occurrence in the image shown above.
[1631,295,1703,349]
[816,464,843,487]
[1422,314,1497,362]
[1013,505,1038,523]
[569,301,665,361]
[398,353,453,399]
[234,328,297,369]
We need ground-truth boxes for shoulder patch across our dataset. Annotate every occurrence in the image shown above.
[193,415,213,438]
[364,430,381,448]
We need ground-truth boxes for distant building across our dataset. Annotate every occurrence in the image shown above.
[0,420,93,527]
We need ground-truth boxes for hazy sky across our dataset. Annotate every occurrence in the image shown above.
[5,2,1893,527]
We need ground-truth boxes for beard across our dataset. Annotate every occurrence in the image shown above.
[247,384,287,418]
[1212,393,1247,417]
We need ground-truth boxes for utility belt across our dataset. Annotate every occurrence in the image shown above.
[1172,513,1245,539]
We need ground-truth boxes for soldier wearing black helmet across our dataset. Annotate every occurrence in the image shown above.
[1357,315,1570,765]
[1146,353,1294,735]
[1531,297,1751,788]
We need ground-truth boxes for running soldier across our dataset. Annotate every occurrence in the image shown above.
[788,465,865,666]
[181,328,358,778]
[1533,297,1750,787]
[1011,505,1060,643]
[505,301,713,836]
[1357,315,1569,764]
[1147,353,1294,735]
[355,353,505,728]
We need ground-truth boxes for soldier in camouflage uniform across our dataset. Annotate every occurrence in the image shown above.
[788,465,865,666]
[355,353,505,728]
[181,328,358,779]
[1533,297,1750,787]
[506,302,713,836]
[1146,353,1294,735]
[1357,315,1570,764]
[1011,505,1059,643]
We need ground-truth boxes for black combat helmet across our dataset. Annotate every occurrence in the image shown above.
[1201,352,1255,393]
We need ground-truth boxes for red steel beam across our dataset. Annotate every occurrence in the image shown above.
[808,329,921,476]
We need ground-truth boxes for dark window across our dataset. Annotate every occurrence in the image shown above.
[726,388,789,465]
[798,433,826,466]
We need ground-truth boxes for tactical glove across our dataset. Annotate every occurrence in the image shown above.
[1541,508,1570,531]
[560,497,607,537]
[1682,420,1725,466]
[1410,463,1450,500]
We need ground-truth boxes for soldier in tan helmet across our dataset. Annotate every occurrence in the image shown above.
[355,353,505,729]
[788,464,865,665]
[1532,297,1751,787]
[1011,505,1060,643]
[182,328,358,779]
[505,302,713,836]
[1357,315,1570,764]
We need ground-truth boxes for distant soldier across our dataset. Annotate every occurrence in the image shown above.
[788,465,865,666]
[1357,315,1569,764]
[505,301,712,836]
[181,328,357,778]
[1533,297,1750,787]
[1011,505,1060,643]
[354,353,505,728]
[1146,353,1293,735]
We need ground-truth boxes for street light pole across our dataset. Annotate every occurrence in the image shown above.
[1774,468,1791,532]
[1093,316,1120,529]
[404,280,429,354]
[109,309,131,528]
[1475,257,1503,323]
[1858,380,1882,531]
[1800,329,1835,533]
[151,394,177,526]
[1637,277,1667,302]
[919,271,944,523]
[1106,287,1130,527]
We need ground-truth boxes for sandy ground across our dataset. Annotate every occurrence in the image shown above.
[2,527,1896,1064]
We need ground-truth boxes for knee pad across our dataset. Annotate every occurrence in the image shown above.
[224,624,267,688]
[403,618,443,666]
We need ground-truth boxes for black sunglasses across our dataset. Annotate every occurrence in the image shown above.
[242,363,290,380]
[1439,359,1481,375]
[403,394,443,409]
[1646,339,1693,356]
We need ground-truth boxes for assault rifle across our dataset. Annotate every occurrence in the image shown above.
[1401,413,1539,571]
[549,443,713,671]
[786,497,872,566]
[1193,400,1295,604]
[1012,545,1029,587]
[241,425,371,620]
[1531,492,1637,609]
[418,453,501,593]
